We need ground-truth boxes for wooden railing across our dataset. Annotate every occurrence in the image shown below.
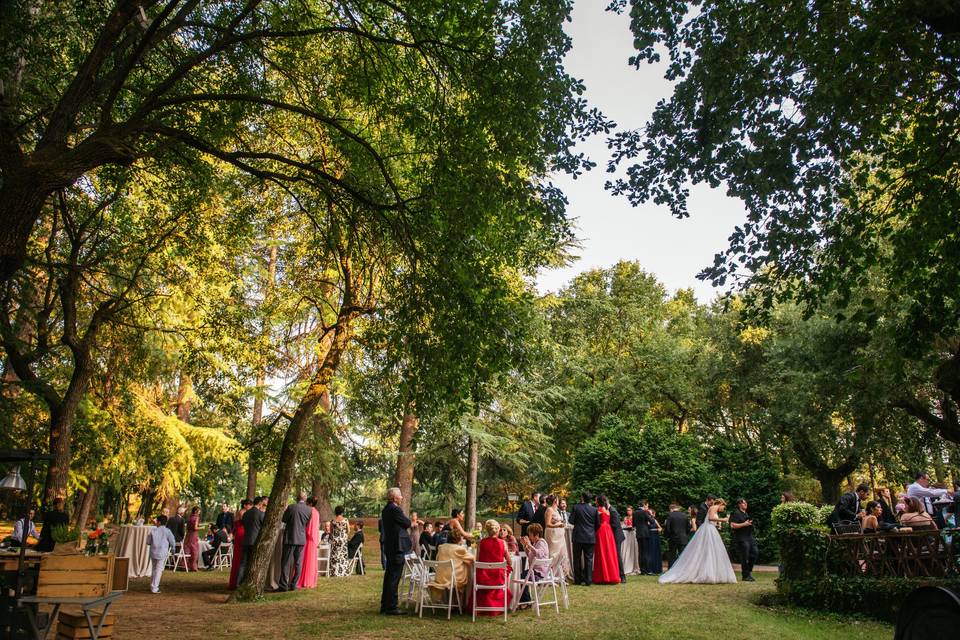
[828,529,960,579]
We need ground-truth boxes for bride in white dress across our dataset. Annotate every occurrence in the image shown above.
[659,499,736,584]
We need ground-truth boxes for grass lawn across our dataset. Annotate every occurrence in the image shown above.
[109,565,892,639]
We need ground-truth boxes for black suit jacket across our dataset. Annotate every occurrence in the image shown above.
[663,510,691,546]
[281,502,312,545]
[695,502,709,528]
[167,515,186,542]
[878,498,898,526]
[633,508,656,539]
[347,531,364,558]
[242,507,265,546]
[829,492,860,524]
[215,511,234,532]
[532,504,547,529]
[608,506,625,544]
[570,503,598,544]
[36,509,69,552]
[517,501,536,535]
[380,502,412,565]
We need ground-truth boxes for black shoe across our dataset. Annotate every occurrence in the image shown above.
[382,609,406,616]
[743,575,756,582]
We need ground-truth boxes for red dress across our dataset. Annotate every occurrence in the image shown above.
[472,537,512,615]
[297,507,320,588]
[184,514,200,572]
[228,516,245,589]
[592,508,620,584]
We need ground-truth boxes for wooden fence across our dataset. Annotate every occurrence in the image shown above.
[828,529,960,579]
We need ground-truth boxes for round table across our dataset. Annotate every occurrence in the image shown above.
[113,525,154,578]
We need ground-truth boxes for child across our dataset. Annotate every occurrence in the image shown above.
[147,514,177,593]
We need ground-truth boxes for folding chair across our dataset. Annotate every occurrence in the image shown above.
[832,521,862,535]
[512,557,560,616]
[214,542,233,570]
[400,553,427,610]
[169,542,191,572]
[418,559,462,619]
[549,552,570,609]
[317,544,331,578]
[472,560,510,622]
[347,544,365,576]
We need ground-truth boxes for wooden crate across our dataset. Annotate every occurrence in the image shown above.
[56,611,115,639]
[37,555,115,598]
[110,557,129,592]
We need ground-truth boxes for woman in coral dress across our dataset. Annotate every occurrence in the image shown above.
[592,496,621,584]
[228,500,250,589]
[297,498,321,588]
[184,506,200,572]
[470,519,513,615]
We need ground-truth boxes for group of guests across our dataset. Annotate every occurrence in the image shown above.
[4,497,70,551]
[828,471,960,533]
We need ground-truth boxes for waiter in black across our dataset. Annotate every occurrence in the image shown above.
[380,487,412,615]
[729,498,758,582]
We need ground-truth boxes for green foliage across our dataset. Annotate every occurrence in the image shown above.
[51,524,80,544]
[783,576,960,623]
[572,415,716,511]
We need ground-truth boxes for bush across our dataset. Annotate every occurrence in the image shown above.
[51,524,80,544]
[784,575,960,622]
[770,502,830,581]
[817,504,833,525]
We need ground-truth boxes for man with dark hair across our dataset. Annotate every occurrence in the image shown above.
[829,484,870,526]
[147,514,176,593]
[36,497,69,552]
[517,491,539,537]
[695,495,715,529]
[215,503,234,532]
[236,495,266,583]
[570,491,598,586]
[278,491,313,591]
[662,503,691,568]
[608,502,627,583]
[907,471,953,515]
[633,499,657,575]
[532,494,548,529]
[729,498,758,582]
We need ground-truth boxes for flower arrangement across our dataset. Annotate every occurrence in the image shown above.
[85,527,111,555]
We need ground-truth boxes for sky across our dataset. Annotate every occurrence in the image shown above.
[534,1,746,302]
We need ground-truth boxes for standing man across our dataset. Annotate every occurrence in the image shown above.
[36,498,69,552]
[608,503,627,583]
[729,498,758,582]
[517,492,539,537]
[278,491,313,591]
[532,494,548,529]
[167,506,186,543]
[558,498,570,524]
[907,472,953,515]
[828,484,869,526]
[380,487,412,615]
[695,495,715,529]
[237,495,266,583]
[662,503,691,568]
[570,491,598,586]
[215,503,234,532]
[633,499,656,575]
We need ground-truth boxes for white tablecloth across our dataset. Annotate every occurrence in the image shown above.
[620,529,641,575]
[114,525,154,577]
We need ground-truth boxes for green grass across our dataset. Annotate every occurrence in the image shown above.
[114,566,892,640]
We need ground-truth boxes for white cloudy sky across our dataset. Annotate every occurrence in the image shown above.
[535,1,746,302]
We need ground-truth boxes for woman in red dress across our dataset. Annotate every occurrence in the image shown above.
[472,519,512,615]
[184,506,201,572]
[228,499,250,589]
[592,495,621,584]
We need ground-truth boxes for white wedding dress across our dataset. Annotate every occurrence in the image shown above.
[658,517,736,584]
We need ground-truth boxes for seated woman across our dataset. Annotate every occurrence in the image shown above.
[498,523,519,553]
[430,528,473,603]
[518,523,549,607]
[419,522,435,558]
[861,501,880,534]
[448,508,474,545]
[899,497,938,530]
[347,522,365,574]
[471,519,512,615]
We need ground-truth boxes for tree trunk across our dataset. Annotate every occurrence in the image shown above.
[465,436,479,531]
[74,482,97,530]
[310,390,335,520]
[0,174,53,284]
[247,370,264,500]
[175,371,192,422]
[816,469,850,505]
[233,307,359,600]
[393,404,418,514]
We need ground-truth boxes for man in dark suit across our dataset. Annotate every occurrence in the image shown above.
[695,495,715,529]
[517,492,539,537]
[828,484,869,526]
[633,499,657,575]
[570,491,598,586]
[532,494,547,529]
[202,524,229,569]
[608,504,627,583]
[166,506,187,542]
[236,495,266,583]
[278,491,313,591]
[36,497,69,552]
[380,487,412,615]
[662,503,691,568]
[215,503,234,532]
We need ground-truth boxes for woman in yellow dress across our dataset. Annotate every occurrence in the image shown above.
[430,528,474,603]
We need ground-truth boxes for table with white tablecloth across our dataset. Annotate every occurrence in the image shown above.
[620,528,641,575]
[113,524,154,578]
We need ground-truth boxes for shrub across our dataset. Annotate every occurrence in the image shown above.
[51,524,80,544]
[784,575,960,622]
[770,501,830,581]
[817,504,833,525]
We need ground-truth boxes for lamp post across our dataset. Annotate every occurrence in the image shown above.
[507,493,519,536]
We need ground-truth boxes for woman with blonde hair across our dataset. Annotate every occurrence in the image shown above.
[471,518,512,615]
[430,527,473,602]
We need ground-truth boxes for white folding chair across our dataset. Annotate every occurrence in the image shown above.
[214,542,233,570]
[168,542,191,572]
[472,560,510,621]
[512,557,560,616]
[400,553,427,610]
[549,552,570,609]
[347,544,365,576]
[418,559,462,619]
[317,544,331,578]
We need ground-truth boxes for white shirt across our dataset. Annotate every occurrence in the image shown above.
[12,518,38,543]
[907,482,949,515]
